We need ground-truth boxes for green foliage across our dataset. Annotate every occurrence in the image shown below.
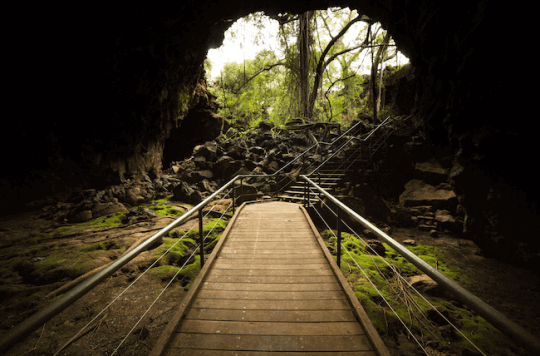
[209,9,382,130]
[319,231,506,355]
[153,237,197,265]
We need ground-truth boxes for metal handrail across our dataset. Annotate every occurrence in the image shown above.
[0,117,406,352]
[301,175,540,355]
[306,115,395,177]
[0,176,243,353]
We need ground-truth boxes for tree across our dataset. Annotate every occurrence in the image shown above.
[209,9,402,129]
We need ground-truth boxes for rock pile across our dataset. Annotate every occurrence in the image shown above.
[389,159,464,237]
[38,128,326,223]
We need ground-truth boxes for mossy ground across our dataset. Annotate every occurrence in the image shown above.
[320,230,509,355]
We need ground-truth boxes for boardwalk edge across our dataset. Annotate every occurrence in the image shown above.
[149,202,249,356]
[299,205,392,356]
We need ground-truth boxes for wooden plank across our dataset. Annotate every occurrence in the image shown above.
[167,350,376,356]
[227,238,315,242]
[219,254,324,259]
[185,309,357,322]
[196,290,346,300]
[213,263,328,270]
[149,203,249,356]
[220,250,322,255]
[199,282,341,291]
[214,258,325,265]
[207,268,334,276]
[203,276,337,284]
[191,299,351,310]
[169,334,374,352]
[179,320,364,335]
[299,205,391,356]
[221,244,319,250]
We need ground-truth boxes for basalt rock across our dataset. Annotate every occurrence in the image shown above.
[399,179,457,212]
[3,1,538,271]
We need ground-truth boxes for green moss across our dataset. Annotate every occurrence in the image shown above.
[153,237,197,264]
[79,242,108,252]
[319,230,501,354]
[150,255,202,289]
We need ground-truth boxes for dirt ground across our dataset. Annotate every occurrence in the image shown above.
[1,208,539,356]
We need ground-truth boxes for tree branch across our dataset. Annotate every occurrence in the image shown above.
[306,14,365,118]
[232,62,285,94]
[324,43,365,67]
[266,13,299,25]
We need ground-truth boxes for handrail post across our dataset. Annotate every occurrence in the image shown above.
[232,183,235,215]
[240,178,244,204]
[198,209,204,269]
[337,207,342,268]
[317,171,321,202]
[303,179,308,208]
[307,183,311,208]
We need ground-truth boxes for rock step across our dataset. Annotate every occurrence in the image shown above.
[417,224,438,231]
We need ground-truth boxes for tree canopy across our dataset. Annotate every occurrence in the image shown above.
[206,8,404,134]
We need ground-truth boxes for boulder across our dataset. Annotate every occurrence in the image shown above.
[124,187,145,206]
[71,210,93,223]
[390,207,416,227]
[435,209,462,234]
[91,202,127,219]
[250,146,265,156]
[191,190,203,204]
[365,196,392,223]
[244,160,258,171]
[226,146,245,160]
[235,183,260,204]
[197,179,215,193]
[415,159,449,185]
[190,170,213,183]
[232,167,252,182]
[172,181,195,202]
[193,141,217,160]
[363,229,378,240]
[267,160,280,172]
[193,156,207,169]
[364,239,386,256]
[399,179,457,212]
[407,274,441,296]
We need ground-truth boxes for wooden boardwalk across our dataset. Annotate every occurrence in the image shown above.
[151,201,390,356]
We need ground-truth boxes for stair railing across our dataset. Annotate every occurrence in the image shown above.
[301,175,540,355]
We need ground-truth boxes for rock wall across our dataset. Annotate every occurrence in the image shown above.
[2,1,538,268]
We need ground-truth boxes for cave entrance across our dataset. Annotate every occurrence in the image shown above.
[204,9,410,133]
[163,7,410,168]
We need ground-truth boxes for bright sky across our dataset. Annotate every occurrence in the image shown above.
[206,10,409,82]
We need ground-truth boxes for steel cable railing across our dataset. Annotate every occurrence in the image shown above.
[0,178,241,353]
[51,191,234,355]
[0,115,421,354]
[308,204,431,355]
[297,116,403,206]
[311,196,488,356]
[109,201,232,355]
[301,175,540,355]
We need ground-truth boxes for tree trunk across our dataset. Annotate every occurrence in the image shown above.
[298,12,313,119]
[370,31,390,122]
[305,14,370,120]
